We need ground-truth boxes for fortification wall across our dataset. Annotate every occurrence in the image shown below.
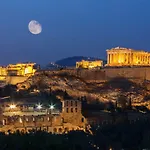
[5,67,150,85]
[37,69,106,81]
[43,67,150,81]
[76,69,106,80]
[103,67,150,80]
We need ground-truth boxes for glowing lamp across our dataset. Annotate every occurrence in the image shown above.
[50,105,54,110]
[9,104,16,109]
[36,103,42,110]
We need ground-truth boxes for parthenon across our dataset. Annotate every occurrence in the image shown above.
[106,47,150,66]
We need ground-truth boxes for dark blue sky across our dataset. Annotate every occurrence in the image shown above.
[0,0,150,65]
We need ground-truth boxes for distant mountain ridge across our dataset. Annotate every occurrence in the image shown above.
[54,56,106,67]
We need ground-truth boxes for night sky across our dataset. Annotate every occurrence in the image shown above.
[0,0,150,65]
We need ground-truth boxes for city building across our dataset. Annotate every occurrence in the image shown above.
[0,96,149,134]
[76,60,103,69]
[0,99,87,134]
[106,47,150,66]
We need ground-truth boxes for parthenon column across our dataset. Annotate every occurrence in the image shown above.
[111,54,113,64]
[109,54,111,64]
[128,53,131,64]
[129,53,131,64]
[123,53,125,63]
[128,53,130,64]
[145,55,147,63]
[142,55,144,64]
[126,53,128,64]
[144,55,146,64]
[130,53,132,64]
[118,53,120,62]
[141,55,142,64]
[114,53,116,63]
[107,54,109,64]
[116,53,118,63]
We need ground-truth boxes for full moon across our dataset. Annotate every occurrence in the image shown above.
[28,20,42,35]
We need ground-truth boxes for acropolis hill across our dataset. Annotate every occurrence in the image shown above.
[2,47,150,84]
[2,47,150,107]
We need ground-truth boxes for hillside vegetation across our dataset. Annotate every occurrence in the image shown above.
[16,71,150,106]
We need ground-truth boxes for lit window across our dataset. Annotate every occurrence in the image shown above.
[19,118,22,123]
[59,128,62,133]
[75,101,77,106]
[53,128,57,133]
[41,117,44,121]
[47,117,50,121]
[33,117,35,122]
[2,120,6,126]
[71,101,73,106]
[66,108,69,113]
[81,118,84,122]
[61,118,64,123]
[71,108,73,113]
[64,128,68,132]
[66,101,68,106]
[75,108,77,112]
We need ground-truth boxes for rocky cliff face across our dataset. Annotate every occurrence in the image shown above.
[16,71,150,107]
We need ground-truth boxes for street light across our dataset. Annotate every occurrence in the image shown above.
[36,103,42,110]
[49,105,54,110]
[49,104,55,114]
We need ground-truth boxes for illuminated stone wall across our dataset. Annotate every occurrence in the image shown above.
[106,47,150,66]
[7,63,36,76]
[0,63,36,83]
[0,63,36,84]
[0,115,84,134]
[76,60,103,69]
[103,67,150,80]
[7,66,150,86]
[0,67,7,76]
[44,67,150,81]
[36,69,107,82]
[0,99,87,134]
[61,99,86,127]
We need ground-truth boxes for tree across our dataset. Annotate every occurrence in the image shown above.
[106,101,115,112]
[116,94,128,110]
[127,97,132,109]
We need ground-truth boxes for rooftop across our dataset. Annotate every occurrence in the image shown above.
[106,47,148,53]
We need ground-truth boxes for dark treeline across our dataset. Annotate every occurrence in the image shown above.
[0,130,92,150]
[0,119,150,149]
[92,118,150,149]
